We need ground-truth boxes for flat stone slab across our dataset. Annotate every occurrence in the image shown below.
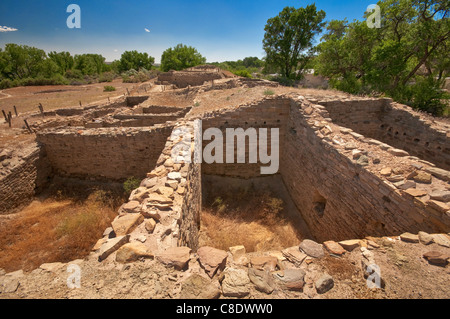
[388,148,409,157]
[248,268,275,294]
[423,251,449,266]
[156,247,192,270]
[432,234,450,248]
[424,167,450,182]
[250,256,278,271]
[404,189,427,197]
[272,269,306,291]
[221,268,250,297]
[147,194,172,204]
[39,262,65,273]
[427,200,449,213]
[380,168,392,176]
[282,246,307,266]
[168,172,182,181]
[338,240,361,251]
[112,214,144,237]
[429,190,450,202]
[323,241,346,256]
[299,239,324,258]
[98,235,130,261]
[400,232,419,243]
[121,201,142,213]
[197,246,228,278]
[115,242,154,263]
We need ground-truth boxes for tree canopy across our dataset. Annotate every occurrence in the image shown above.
[263,4,326,79]
[118,50,155,73]
[160,44,206,72]
[315,0,449,115]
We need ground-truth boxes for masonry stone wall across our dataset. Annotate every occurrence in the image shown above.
[110,114,184,127]
[142,106,190,115]
[158,71,224,88]
[317,98,386,137]
[102,121,202,252]
[126,96,149,107]
[319,99,450,170]
[281,98,449,242]
[37,126,173,181]
[0,144,52,214]
[199,97,290,178]
[178,161,202,250]
[378,104,450,170]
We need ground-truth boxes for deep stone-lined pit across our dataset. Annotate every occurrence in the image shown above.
[1,92,449,259]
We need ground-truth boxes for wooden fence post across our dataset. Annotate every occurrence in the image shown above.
[24,119,33,133]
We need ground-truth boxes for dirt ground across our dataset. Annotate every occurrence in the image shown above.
[0,235,448,299]
[0,79,138,116]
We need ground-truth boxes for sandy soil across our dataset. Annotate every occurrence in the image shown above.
[0,79,138,116]
[0,235,448,299]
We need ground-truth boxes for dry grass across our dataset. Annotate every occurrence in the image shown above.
[199,189,302,252]
[318,255,358,281]
[0,190,119,272]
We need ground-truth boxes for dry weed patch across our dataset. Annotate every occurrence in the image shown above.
[0,190,120,272]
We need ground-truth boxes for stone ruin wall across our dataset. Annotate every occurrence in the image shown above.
[158,71,224,88]
[180,96,450,244]
[282,98,449,242]
[1,92,449,250]
[0,144,52,214]
[110,121,202,252]
[36,125,174,181]
[319,99,450,171]
[199,97,290,179]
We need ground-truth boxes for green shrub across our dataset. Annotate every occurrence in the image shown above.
[123,177,141,195]
[65,69,84,79]
[19,75,68,86]
[408,77,448,116]
[0,79,15,89]
[263,89,275,96]
[233,69,252,78]
[99,71,116,83]
[103,85,116,92]
[121,68,159,83]
[329,75,362,95]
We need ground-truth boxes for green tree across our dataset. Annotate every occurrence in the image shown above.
[48,51,74,75]
[0,44,47,79]
[242,57,264,68]
[316,0,449,115]
[263,5,326,79]
[73,54,106,75]
[119,50,155,73]
[160,44,206,72]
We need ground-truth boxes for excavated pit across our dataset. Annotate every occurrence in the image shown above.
[1,93,449,262]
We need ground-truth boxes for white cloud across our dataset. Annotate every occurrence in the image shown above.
[113,49,118,52]
[144,28,150,33]
[0,26,18,32]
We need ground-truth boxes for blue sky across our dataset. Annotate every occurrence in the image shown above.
[0,0,376,62]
